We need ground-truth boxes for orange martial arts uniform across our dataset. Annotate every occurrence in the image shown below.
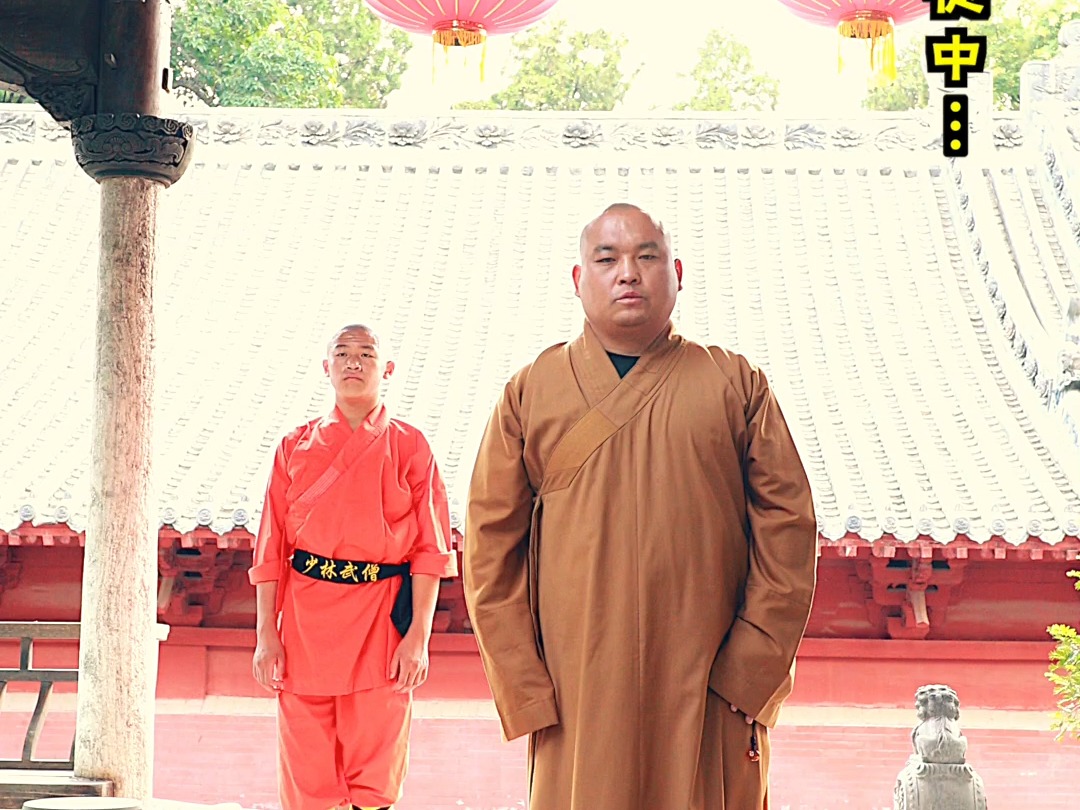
[249,404,458,810]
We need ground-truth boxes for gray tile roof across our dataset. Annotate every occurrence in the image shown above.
[1,106,1078,546]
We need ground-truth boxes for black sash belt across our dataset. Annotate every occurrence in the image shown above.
[291,549,412,637]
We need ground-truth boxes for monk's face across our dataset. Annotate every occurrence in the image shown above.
[573,207,682,338]
[322,327,394,399]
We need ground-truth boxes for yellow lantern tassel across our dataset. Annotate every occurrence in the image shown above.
[431,20,488,82]
[838,11,897,87]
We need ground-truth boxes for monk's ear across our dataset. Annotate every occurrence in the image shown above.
[674,258,683,291]
[322,358,330,376]
[383,360,395,379]
[572,264,582,298]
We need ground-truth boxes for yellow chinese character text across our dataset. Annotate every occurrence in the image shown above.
[933,0,988,20]
[926,29,987,87]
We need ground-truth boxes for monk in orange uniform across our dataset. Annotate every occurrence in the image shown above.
[250,324,458,810]
[464,204,818,810]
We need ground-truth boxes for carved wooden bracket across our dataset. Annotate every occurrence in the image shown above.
[856,549,970,640]
[157,538,243,627]
[71,113,194,186]
[0,546,23,605]
[0,0,100,122]
[0,0,195,186]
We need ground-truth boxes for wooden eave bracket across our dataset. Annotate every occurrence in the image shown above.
[0,0,100,123]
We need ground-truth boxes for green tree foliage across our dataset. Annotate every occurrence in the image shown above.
[453,20,635,112]
[171,0,410,108]
[675,29,780,112]
[1047,571,1080,740]
[0,89,30,104]
[865,0,1080,111]
[290,0,412,108]
[172,0,340,107]
[972,0,1080,109]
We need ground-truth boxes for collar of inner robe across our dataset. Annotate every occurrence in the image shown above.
[607,352,639,379]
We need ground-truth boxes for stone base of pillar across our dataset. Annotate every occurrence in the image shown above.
[0,772,112,810]
[22,798,140,810]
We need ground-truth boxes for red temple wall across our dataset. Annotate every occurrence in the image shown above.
[806,556,1080,641]
[2,534,1078,710]
[0,632,1058,710]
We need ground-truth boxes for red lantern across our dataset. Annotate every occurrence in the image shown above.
[774,0,929,85]
[364,0,561,79]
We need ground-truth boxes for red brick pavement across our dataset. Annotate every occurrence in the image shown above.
[3,712,1078,809]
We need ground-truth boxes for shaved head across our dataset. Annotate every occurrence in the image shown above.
[323,323,395,421]
[327,324,380,358]
[572,201,683,355]
[579,203,672,261]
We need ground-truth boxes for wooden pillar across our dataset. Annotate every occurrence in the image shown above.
[67,0,193,800]
[0,2,194,795]
[72,174,163,799]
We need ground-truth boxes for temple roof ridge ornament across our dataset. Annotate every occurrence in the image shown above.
[0,105,1029,153]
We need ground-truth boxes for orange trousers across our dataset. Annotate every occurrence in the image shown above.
[277,685,412,810]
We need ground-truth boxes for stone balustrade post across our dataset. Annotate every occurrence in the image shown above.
[894,684,987,810]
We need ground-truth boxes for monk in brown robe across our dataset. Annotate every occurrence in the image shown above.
[463,204,818,809]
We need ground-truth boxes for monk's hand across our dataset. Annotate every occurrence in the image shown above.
[388,629,429,693]
[730,704,756,724]
[253,631,286,693]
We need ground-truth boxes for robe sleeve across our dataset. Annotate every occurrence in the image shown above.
[708,362,818,728]
[248,438,292,585]
[464,375,559,741]
[404,430,458,578]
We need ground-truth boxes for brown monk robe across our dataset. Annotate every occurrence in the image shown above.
[464,203,818,809]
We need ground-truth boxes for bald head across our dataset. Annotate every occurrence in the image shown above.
[326,324,380,358]
[579,203,672,262]
[323,323,395,417]
[572,202,683,356]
